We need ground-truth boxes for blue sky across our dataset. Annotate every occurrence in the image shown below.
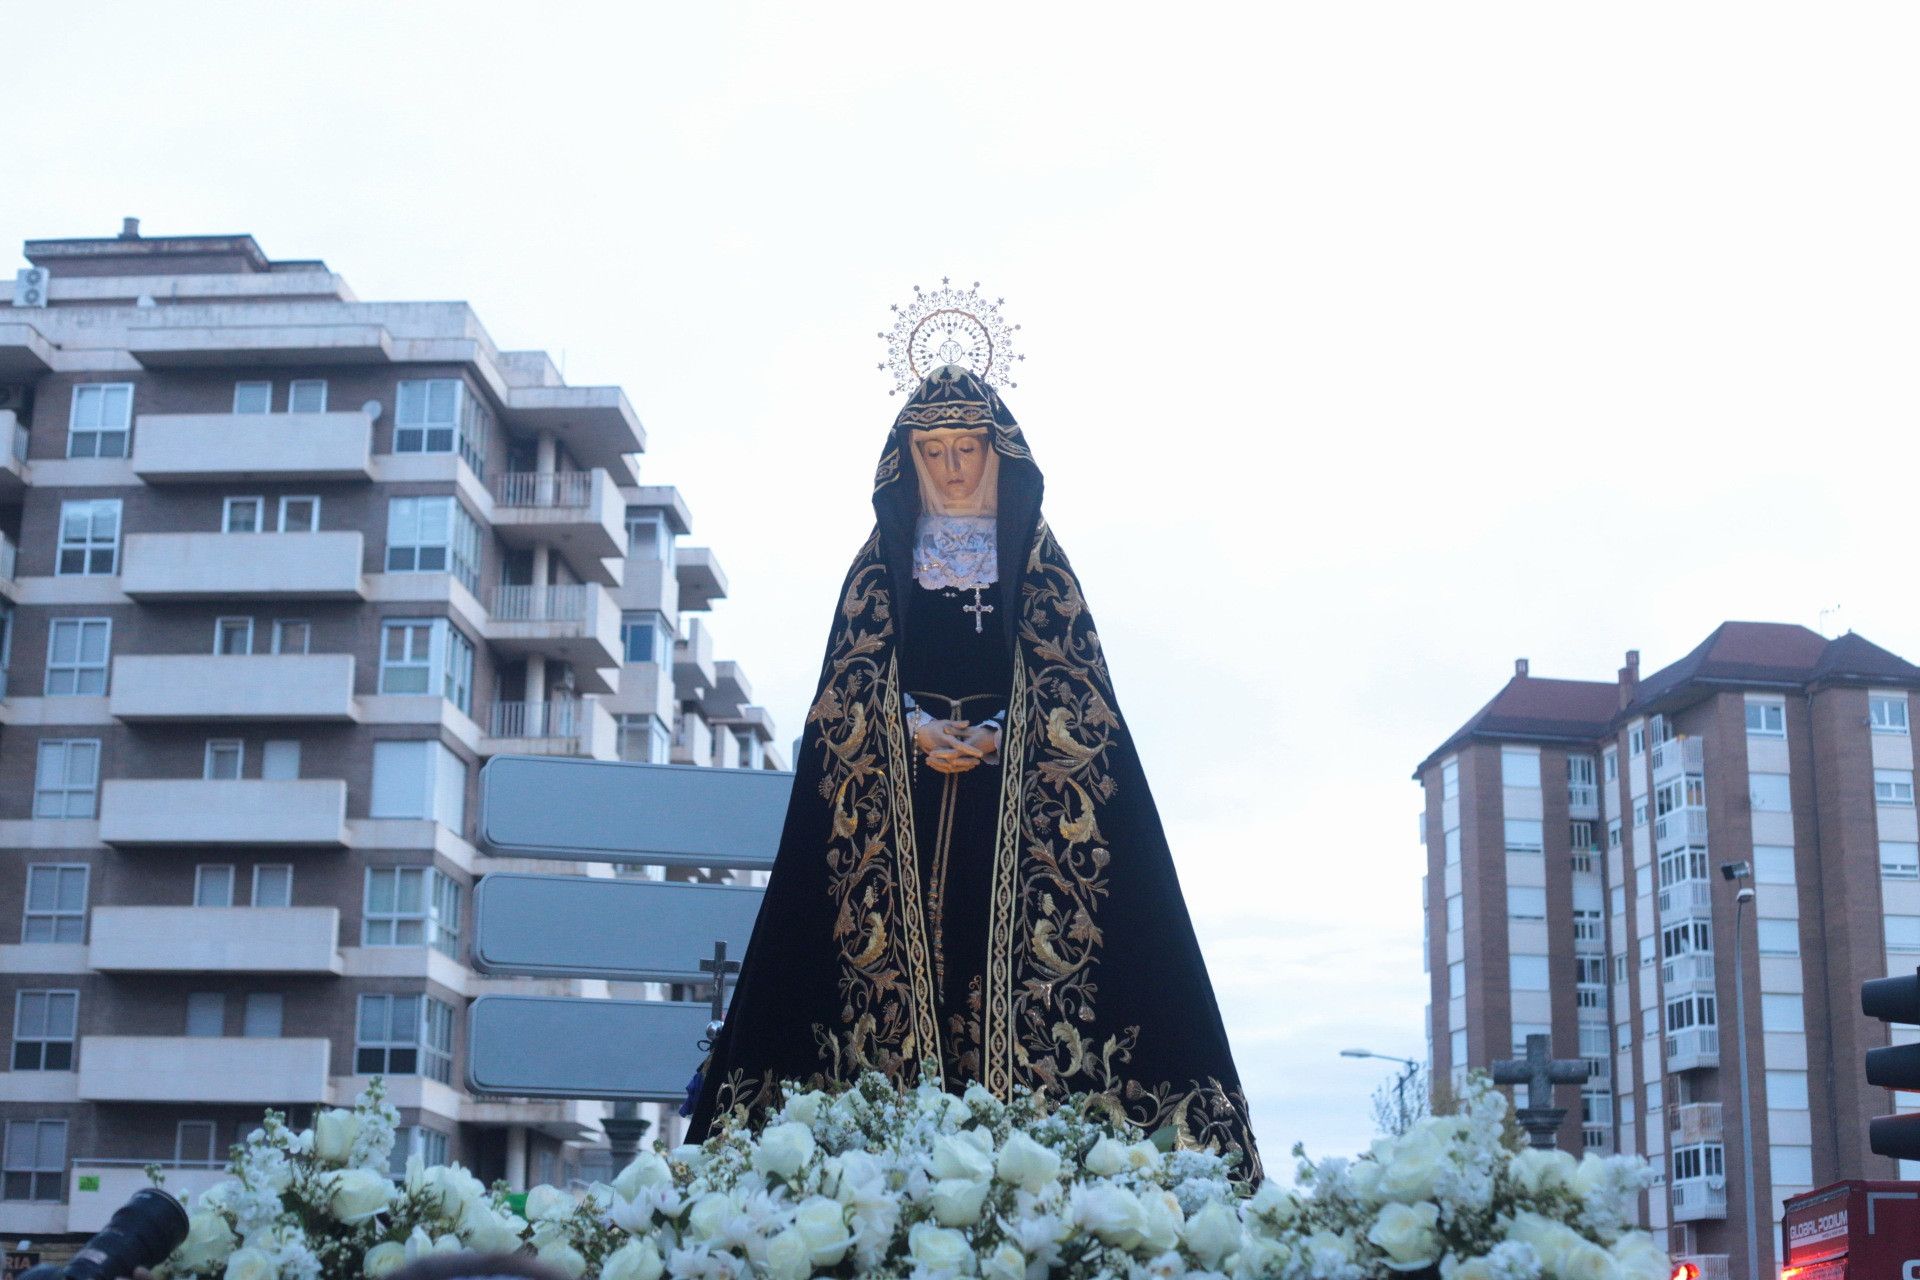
[7,1,1919,1168]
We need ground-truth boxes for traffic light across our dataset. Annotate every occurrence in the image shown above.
[1861,968,1920,1158]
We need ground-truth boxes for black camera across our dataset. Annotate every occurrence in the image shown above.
[20,1187,189,1280]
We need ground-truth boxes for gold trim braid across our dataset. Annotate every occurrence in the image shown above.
[983,656,1029,1099]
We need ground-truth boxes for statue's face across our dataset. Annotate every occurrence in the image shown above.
[913,429,991,506]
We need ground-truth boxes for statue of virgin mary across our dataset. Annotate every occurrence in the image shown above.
[687,366,1259,1177]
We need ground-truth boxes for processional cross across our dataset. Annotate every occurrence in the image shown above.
[962,586,994,634]
[1491,1033,1590,1149]
[699,939,742,1037]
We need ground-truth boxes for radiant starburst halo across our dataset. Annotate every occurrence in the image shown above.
[877,277,1024,395]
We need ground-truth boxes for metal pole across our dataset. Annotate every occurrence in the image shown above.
[1733,894,1760,1280]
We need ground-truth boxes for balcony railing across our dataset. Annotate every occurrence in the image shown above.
[1567,783,1598,812]
[1659,880,1714,919]
[1654,807,1709,849]
[492,470,592,509]
[1669,1175,1728,1221]
[1665,1025,1720,1071]
[489,698,586,740]
[1661,952,1716,988]
[489,583,591,623]
[1651,736,1705,780]
[1670,1102,1724,1145]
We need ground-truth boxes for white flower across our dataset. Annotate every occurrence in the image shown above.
[994,1131,1062,1192]
[524,1184,574,1222]
[224,1247,275,1280]
[1136,1187,1184,1254]
[603,1238,666,1280]
[321,1167,393,1223]
[614,1151,674,1201]
[930,1176,991,1227]
[1510,1148,1578,1197]
[311,1109,361,1165]
[752,1121,817,1179]
[688,1191,734,1240]
[459,1204,528,1254]
[1184,1199,1243,1267]
[1508,1211,1580,1274]
[363,1242,407,1278]
[1125,1139,1163,1171]
[793,1195,853,1266]
[930,1132,996,1182]
[1083,1135,1130,1177]
[1074,1182,1146,1249]
[1347,1158,1387,1204]
[963,1082,1000,1111]
[1560,1240,1624,1280]
[1368,1200,1442,1270]
[832,1149,886,1200]
[536,1239,588,1279]
[1610,1234,1667,1280]
[907,1221,975,1274]
[764,1227,812,1280]
[411,1160,486,1219]
[1378,1124,1450,1202]
[981,1241,1026,1280]
[782,1090,827,1126]
[170,1210,238,1274]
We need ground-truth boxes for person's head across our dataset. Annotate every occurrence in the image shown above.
[910,426,996,516]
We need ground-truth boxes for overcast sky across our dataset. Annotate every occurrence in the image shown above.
[8,1,1918,1168]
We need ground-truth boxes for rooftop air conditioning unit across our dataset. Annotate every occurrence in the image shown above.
[12,267,49,307]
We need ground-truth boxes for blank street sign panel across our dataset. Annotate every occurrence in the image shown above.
[472,874,765,982]
[468,996,715,1101]
[479,757,790,869]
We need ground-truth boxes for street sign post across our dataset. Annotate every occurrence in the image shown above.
[471,874,765,983]
[468,997,717,1101]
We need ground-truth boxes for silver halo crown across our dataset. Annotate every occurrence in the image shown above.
[877,278,1024,396]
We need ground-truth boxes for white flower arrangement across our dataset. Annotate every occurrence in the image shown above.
[158,1072,1668,1280]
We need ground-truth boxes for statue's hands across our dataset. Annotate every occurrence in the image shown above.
[915,718,986,773]
[955,721,1001,763]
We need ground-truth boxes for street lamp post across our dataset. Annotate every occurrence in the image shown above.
[1341,1048,1422,1133]
[1721,861,1761,1280]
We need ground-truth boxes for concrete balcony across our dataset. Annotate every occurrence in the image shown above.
[70,1163,233,1233]
[1669,1174,1727,1222]
[77,1035,331,1103]
[1566,783,1599,819]
[1651,735,1704,784]
[110,653,358,722]
[704,659,751,720]
[1670,1101,1724,1145]
[131,410,375,483]
[122,531,367,601]
[1658,879,1714,921]
[488,469,625,585]
[0,319,55,377]
[1661,952,1717,993]
[675,546,728,611]
[125,322,396,368]
[89,906,343,974]
[502,385,645,471]
[482,697,615,758]
[99,778,350,847]
[1655,807,1709,853]
[0,410,27,500]
[482,584,620,692]
[1665,1025,1720,1072]
[674,617,716,699]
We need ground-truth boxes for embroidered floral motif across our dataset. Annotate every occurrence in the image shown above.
[912,515,999,590]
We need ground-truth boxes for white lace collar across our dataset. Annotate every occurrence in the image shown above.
[912,515,998,591]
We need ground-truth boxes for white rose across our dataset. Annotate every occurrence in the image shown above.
[1183,1200,1243,1267]
[963,1082,1000,1111]
[224,1248,275,1280]
[414,1162,486,1219]
[1508,1212,1577,1274]
[1125,1140,1162,1171]
[1611,1233,1668,1280]
[1347,1159,1387,1204]
[1448,1257,1498,1280]
[1083,1136,1129,1177]
[832,1149,886,1201]
[535,1239,588,1279]
[613,1151,672,1201]
[688,1191,733,1240]
[601,1238,665,1280]
[363,1241,407,1278]
[782,1090,827,1126]
[312,1108,361,1165]
[323,1167,394,1223]
[524,1184,574,1222]
[1380,1126,1449,1202]
[1247,1180,1302,1229]
[981,1241,1026,1280]
[1510,1148,1578,1198]
[931,1133,995,1182]
[459,1205,527,1253]
[793,1196,854,1266]
[1561,1240,1623,1280]
[1136,1188,1183,1254]
[1367,1201,1441,1270]
[1075,1183,1146,1249]
[1303,1230,1357,1271]
[908,1221,976,1274]
[753,1121,817,1179]
[993,1131,1062,1192]
[763,1227,812,1280]
[930,1177,991,1227]
[171,1210,238,1273]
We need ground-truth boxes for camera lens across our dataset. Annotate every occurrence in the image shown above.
[63,1187,189,1280]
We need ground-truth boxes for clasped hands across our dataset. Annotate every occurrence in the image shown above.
[913,717,1000,774]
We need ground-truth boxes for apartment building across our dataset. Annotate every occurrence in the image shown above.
[1416,621,1920,1279]
[0,222,784,1239]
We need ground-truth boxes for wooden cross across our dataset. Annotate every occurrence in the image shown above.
[963,585,995,634]
[699,939,742,1031]
[1491,1034,1590,1148]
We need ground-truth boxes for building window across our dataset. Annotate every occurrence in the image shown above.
[215,617,254,655]
[1506,887,1547,920]
[1442,828,1461,867]
[2,1119,68,1201]
[262,739,300,780]
[1882,842,1920,879]
[194,865,236,907]
[1754,844,1796,885]
[271,619,311,654]
[233,381,272,414]
[1664,994,1718,1033]
[616,714,669,764]
[56,499,121,576]
[356,994,453,1082]
[1448,959,1465,994]
[625,511,670,561]
[1440,758,1459,802]
[1509,956,1551,990]
[1761,994,1805,1034]
[289,379,328,413]
[1875,770,1916,806]
[621,611,671,664]
[203,739,244,780]
[69,384,134,457]
[1510,1020,1551,1053]
[1871,694,1911,735]
[1445,894,1463,933]
[1631,801,1648,828]
[1757,918,1801,956]
[385,496,481,592]
[22,865,88,943]
[223,496,265,533]
[1603,747,1618,782]
[175,1121,218,1167]
[1745,700,1786,737]
[1671,1142,1725,1183]
[1573,910,1603,944]
[1569,820,1593,852]
[44,618,110,696]
[363,867,462,958]
[443,626,474,715]
[380,621,435,694]
[1501,749,1541,788]
[369,740,467,832]
[1502,819,1543,853]
[278,496,321,532]
[12,990,77,1071]
[389,1127,451,1178]
[1771,1145,1813,1186]
[34,739,100,818]
[1629,727,1644,757]
[394,379,487,476]
[252,864,294,907]
[1765,1069,1809,1111]
[1886,916,1920,953]
[1606,820,1621,850]
[186,992,225,1037]
[243,994,283,1038]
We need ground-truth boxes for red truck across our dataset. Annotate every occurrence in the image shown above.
[1781,1182,1920,1280]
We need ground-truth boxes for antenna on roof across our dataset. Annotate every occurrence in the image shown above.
[1818,604,1844,638]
